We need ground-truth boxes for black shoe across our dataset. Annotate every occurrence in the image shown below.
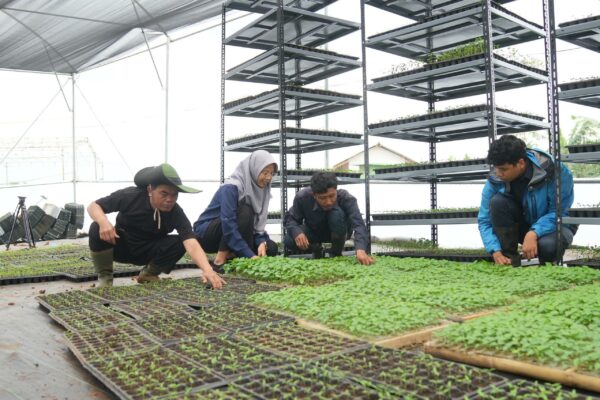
[311,243,324,260]
[209,261,225,274]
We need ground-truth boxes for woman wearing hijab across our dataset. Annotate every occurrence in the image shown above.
[193,150,278,270]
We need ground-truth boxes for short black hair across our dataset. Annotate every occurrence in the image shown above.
[310,171,338,194]
[487,135,528,166]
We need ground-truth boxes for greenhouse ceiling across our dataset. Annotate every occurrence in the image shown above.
[0,0,225,74]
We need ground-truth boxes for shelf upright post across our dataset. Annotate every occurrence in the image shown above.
[295,56,302,192]
[482,0,498,146]
[220,4,226,184]
[426,0,438,246]
[277,0,289,251]
[543,0,563,263]
[360,0,372,252]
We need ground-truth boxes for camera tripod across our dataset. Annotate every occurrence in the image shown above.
[5,196,35,250]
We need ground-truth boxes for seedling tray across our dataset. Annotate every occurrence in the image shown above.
[375,251,493,262]
[235,321,369,360]
[368,53,547,102]
[224,87,362,119]
[568,208,600,218]
[109,297,195,320]
[559,78,600,109]
[424,341,600,394]
[567,143,600,154]
[375,159,486,174]
[226,0,336,14]
[36,289,104,312]
[565,258,600,269]
[316,346,507,399]
[364,0,514,20]
[65,322,159,363]
[373,159,489,182]
[557,15,600,53]
[1,272,64,286]
[162,385,259,399]
[225,127,362,154]
[87,283,157,302]
[194,303,294,331]
[231,362,382,399]
[226,44,360,85]
[84,347,225,400]
[474,380,598,399]
[167,334,294,379]
[367,2,543,60]
[372,209,479,220]
[49,304,133,332]
[273,169,363,186]
[135,313,228,343]
[225,7,359,50]
[368,105,547,142]
[164,288,248,307]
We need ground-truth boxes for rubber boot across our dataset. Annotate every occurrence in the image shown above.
[494,225,522,267]
[329,234,346,257]
[311,243,324,260]
[137,261,162,283]
[91,249,114,287]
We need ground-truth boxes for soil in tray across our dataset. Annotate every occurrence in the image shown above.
[66,322,158,362]
[234,321,368,360]
[232,362,381,400]
[109,297,194,320]
[315,346,507,399]
[193,303,293,331]
[136,313,227,342]
[51,304,133,332]
[89,347,224,400]
[473,380,597,399]
[37,289,103,311]
[167,334,294,378]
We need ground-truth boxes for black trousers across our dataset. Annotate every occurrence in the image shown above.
[489,192,575,262]
[284,207,350,256]
[197,203,278,257]
[88,222,185,273]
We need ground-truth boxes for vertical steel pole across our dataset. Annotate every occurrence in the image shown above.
[426,0,438,246]
[360,0,371,252]
[220,5,226,184]
[482,0,498,146]
[277,0,289,250]
[543,0,563,264]
[71,73,77,203]
[165,37,170,163]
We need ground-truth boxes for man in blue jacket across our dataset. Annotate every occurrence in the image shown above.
[478,135,576,266]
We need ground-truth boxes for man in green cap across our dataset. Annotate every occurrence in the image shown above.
[87,163,225,288]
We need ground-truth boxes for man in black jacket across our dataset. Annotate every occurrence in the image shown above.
[87,163,225,288]
[284,172,374,265]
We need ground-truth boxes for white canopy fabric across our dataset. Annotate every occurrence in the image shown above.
[0,0,225,74]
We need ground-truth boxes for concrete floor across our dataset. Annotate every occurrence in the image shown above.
[0,268,201,400]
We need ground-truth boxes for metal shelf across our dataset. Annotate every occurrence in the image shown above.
[557,16,600,53]
[225,7,360,50]
[563,217,600,225]
[225,128,363,153]
[368,54,547,102]
[366,3,544,60]
[563,151,600,164]
[373,163,489,182]
[272,170,363,187]
[364,0,515,20]
[371,218,477,225]
[558,79,600,109]
[224,87,362,119]
[226,0,336,14]
[225,45,360,85]
[369,105,548,142]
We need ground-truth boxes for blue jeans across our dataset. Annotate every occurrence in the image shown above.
[490,192,575,263]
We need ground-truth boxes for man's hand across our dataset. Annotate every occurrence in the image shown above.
[257,242,267,257]
[203,269,226,289]
[492,251,512,265]
[356,249,375,265]
[99,221,119,245]
[522,231,538,260]
[295,233,310,251]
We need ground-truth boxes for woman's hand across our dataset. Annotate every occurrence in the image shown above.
[257,242,267,257]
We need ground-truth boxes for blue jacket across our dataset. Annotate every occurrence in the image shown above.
[193,184,269,258]
[478,148,574,254]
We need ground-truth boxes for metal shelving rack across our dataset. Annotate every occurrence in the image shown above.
[363,0,557,246]
[556,14,600,227]
[221,0,367,243]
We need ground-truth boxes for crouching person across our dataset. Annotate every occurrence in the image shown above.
[87,163,225,288]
